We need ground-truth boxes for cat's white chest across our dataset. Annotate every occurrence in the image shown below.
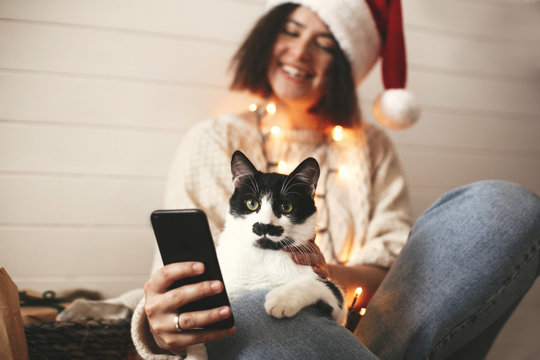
[217,237,314,300]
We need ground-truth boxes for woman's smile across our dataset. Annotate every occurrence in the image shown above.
[281,63,314,80]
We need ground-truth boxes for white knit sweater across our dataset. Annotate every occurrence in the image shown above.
[131,112,412,359]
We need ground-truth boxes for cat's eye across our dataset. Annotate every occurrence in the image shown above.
[280,201,293,214]
[245,199,260,211]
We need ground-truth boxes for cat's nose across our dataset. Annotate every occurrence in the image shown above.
[252,222,284,237]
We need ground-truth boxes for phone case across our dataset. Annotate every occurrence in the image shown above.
[150,209,234,329]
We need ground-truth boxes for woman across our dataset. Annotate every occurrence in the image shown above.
[132,1,540,359]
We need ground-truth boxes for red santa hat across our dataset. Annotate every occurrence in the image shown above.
[265,0,420,129]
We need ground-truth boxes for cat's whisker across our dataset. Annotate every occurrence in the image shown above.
[282,191,304,198]
[249,175,260,195]
[281,182,312,199]
[280,172,303,196]
[244,175,259,198]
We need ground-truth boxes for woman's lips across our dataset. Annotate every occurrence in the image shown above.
[281,64,314,79]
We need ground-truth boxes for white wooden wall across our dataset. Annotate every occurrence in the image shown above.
[1,0,539,357]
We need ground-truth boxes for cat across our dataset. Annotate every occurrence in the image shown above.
[186,150,346,360]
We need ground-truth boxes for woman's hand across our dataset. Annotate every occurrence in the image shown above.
[284,241,329,278]
[143,262,235,354]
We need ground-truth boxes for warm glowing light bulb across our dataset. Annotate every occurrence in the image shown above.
[332,125,344,141]
[266,102,276,115]
[338,165,350,179]
[270,126,281,136]
[248,103,258,112]
[349,286,363,310]
[277,161,288,173]
[359,308,367,316]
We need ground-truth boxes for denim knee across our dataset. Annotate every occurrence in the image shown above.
[208,290,375,359]
[419,180,540,235]
[462,180,540,209]
[459,180,540,240]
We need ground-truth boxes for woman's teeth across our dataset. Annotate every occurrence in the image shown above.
[282,65,310,78]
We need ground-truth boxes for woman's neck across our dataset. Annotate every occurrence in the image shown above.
[266,97,332,132]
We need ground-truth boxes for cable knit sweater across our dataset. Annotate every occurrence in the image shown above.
[131,112,412,359]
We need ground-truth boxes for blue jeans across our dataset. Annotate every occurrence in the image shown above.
[208,181,540,359]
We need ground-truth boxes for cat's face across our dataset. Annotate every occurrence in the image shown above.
[227,151,320,250]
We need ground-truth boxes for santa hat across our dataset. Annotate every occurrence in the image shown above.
[265,0,420,129]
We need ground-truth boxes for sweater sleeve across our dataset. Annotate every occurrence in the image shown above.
[131,297,183,360]
[348,124,413,268]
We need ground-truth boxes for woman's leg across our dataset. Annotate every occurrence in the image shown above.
[356,180,540,360]
[207,289,377,360]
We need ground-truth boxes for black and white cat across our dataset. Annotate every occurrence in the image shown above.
[186,150,346,359]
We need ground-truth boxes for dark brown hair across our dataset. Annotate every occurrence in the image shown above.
[229,3,360,127]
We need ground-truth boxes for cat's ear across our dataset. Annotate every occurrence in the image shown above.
[287,157,320,197]
[231,150,258,189]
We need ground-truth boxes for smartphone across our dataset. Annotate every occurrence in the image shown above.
[150,209,234,330]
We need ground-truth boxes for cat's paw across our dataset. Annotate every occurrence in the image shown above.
[264,287,303,318]
[185,343,208,360]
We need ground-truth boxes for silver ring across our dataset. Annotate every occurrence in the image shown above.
[174,314,183,332]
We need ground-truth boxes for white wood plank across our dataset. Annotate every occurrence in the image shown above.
[404,0,540,43]
[367,109,540,154]
[407,29,540,82]
[0,174,165,225]
[0,71,257,129]
[0,0,264,43]
[0,122,181,176]
[360,63,540,117]
[0,227,155,276]
[398,148,540,194]
[0,20,235,87]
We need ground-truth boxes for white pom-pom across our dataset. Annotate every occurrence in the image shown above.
[372,89,420,130]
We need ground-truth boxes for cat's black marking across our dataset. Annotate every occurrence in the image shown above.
[252,222,284,237]
[255,236,295,251]
[318,278,345,308]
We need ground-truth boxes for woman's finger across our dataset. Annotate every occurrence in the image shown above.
[160,280,225,311]
[176,306,233,331]
[285,244,325,264]
[312,265,329,278]
[146,262,205,294]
